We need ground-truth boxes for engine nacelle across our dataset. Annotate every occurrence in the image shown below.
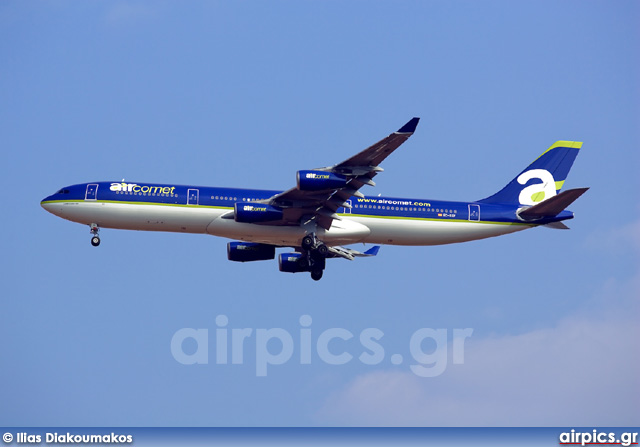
[297,170,348,191]
[234,203,283,223]
[278,252,326,273]
[278,253,309,273]
[227,242,276,262]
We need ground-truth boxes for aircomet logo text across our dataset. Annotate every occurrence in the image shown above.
[109,182,176,195]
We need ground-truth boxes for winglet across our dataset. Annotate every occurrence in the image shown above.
[364,245,380,256]
[396,117,420,134]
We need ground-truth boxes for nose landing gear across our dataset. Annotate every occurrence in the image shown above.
[90,224,100,247]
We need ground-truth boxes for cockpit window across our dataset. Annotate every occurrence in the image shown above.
[56,189,70,194]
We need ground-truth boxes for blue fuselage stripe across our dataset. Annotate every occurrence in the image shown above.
[41,181,571,225]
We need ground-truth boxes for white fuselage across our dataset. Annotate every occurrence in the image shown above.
[41,200,529,247]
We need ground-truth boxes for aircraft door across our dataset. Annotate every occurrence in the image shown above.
[468,204,480,221]
[85,184,98,201]
[344,200,352,214]
[188,189,199,205]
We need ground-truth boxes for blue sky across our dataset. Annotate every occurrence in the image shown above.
[1,1,638,426]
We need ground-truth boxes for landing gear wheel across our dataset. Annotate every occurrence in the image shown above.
[310,269,323,281]
[297,256,310,269]
[302,235,314,250]
[89,223,100,246]
[316,243,328,257]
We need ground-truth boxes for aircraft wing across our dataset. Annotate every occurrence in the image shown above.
[263,117,420,230]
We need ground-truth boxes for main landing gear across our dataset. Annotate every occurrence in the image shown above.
[90,223,100,247]
[301,233,327,281]
[310,269,323,281]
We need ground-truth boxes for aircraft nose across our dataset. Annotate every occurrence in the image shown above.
[41,197,53,212]
[41,193,54,205]
[41,193,60,215]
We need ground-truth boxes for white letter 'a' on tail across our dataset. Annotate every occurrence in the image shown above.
[517,169,556,205]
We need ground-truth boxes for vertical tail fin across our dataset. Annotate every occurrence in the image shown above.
[479,141,582,205]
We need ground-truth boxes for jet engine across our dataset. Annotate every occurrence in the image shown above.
[297,170,348,191]
[234,203,283,223]
[227,242,276,262]
[278,253,310,273]
[278,252,326,273]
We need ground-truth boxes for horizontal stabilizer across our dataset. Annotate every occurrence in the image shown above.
[518,187,589,220]
[544,221,571,230]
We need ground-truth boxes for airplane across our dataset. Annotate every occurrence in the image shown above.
[41,118,588,281]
